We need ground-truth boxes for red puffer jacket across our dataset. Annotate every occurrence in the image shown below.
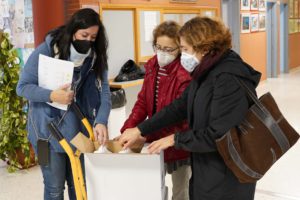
[120,55,192,163]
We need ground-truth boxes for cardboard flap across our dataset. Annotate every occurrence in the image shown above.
[71,132,144,154]
[71,132,95,153]
[106,140,123,153]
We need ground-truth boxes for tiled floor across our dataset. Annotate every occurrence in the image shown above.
[253,67,300,200]
[1,67,300,200]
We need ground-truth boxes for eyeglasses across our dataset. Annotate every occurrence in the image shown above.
[154,44,179,53]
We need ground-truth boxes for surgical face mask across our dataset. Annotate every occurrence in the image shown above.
[72,39,93,54]
[157,50,176,67]
[180,52,200,73]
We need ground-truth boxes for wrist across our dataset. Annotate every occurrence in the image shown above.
[136,127,142,135]
[49,91,55,103]
[170,134,175,146]
[95,123,106,127]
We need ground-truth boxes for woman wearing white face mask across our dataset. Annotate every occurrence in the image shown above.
[120,21,192,200]
[119,17,261,200]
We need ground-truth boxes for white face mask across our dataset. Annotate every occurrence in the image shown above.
[70,43,91,67]
[157,50,176,67]
[180,52,200,73]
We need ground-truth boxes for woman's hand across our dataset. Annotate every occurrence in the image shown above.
[147,134,175,154]
[118,127,142,149]
[94,123,108,145]
[50,84,74,105]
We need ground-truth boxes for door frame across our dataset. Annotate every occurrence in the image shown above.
[267,1,278,78]
[280,2,289,73]
[222,0,240,53]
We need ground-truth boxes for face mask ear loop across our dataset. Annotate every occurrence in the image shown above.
[73,34,77,42]
[192,52,200,63]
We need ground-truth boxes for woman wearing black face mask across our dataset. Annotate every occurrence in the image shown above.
[17,8,111,200]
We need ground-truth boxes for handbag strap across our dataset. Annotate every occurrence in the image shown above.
[233,77,292,154]
[233,77,265,112]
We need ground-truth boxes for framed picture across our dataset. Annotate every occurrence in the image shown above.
[259,13,266,31]
[259,0,266,11]
[241,13,251,33]
[251,13,259,32]
[241,0,250,11]
[289,0,294,18]
[251,0,259,11]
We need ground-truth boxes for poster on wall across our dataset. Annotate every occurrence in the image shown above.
[241,0,250,11]
[241,13,250,33]
[258,0,266,11]
[24,0,34,45]
[144,11,158,42]
[259,13,266,31]
[0,0,12,36]
[251,0,259,11]
[0,0,34,48]
[250,13,259,32]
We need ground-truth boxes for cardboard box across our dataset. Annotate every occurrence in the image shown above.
[71,130,167,199]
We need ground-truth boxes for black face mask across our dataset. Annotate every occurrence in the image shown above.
[72,39,93,54]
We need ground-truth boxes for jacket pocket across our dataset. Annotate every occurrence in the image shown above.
[28,102,60,140]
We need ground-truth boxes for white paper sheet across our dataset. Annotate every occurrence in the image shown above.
[38,54,74,110]
[144,11,157,42]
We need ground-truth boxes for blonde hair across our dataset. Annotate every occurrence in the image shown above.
[152,21,181,47]
[179,17,232,55]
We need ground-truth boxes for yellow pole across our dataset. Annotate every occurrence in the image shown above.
[75,150,87,200]
[60,140,85,200]
[82,118,95,141]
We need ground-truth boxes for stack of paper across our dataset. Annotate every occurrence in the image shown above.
[38,54,74,110]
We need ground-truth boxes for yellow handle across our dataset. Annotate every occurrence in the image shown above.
[82,118,95,141]
[60,140,87,200]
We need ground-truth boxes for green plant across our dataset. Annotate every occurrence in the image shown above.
[0,31,33,172]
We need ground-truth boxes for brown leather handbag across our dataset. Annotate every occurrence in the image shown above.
[216,78,299,183]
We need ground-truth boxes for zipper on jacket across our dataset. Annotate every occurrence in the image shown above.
[93,108,96,120]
